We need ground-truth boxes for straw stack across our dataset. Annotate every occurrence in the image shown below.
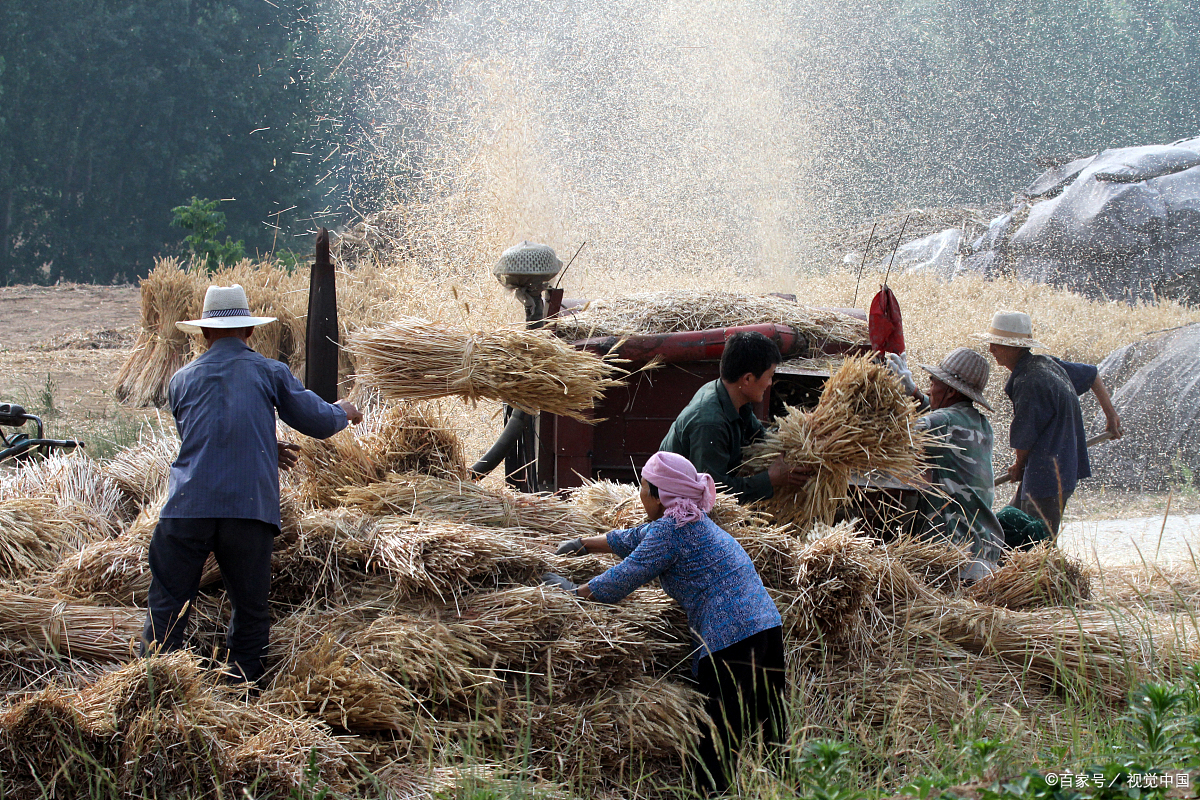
[3,452,126,544]
[208,259,308,369]
[114,258,205,407]
[350,316,625,422]
[742,355,929,527]
[968,544,1092,610]
[570,480,764,533]
[549,290,868,351]
[341,472,607,539]
[0,591,142,662]
[281,400,467,509]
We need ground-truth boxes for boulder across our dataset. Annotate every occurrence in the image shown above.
[968,137,1200,304]
[1088,323,1200,490]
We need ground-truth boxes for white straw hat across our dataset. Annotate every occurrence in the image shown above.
[918,347,993,411]
[970,310,1046,349]
[176,284,277,334]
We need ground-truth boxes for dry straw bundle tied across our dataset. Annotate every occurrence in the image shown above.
[341,472,607,539]
[349,316,626,422]
[549,290,868,350]
[0,591,142,662]
[103,424,179,507]
[968,544,1093,610]
[114,257,204,407]
[742,354,929,527]
[569,479,764,532]
[0,499,67,579]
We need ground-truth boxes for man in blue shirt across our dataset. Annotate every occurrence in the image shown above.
[142,284,362,685]
[975,311,1122,535]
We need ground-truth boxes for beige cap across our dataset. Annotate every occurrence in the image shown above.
[970,310,1046,350]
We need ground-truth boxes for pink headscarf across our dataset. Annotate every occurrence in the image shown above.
[641,451,717,525]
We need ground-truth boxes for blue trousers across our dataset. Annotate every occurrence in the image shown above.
[142,517,276,683]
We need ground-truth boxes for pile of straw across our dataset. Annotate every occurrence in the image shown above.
[885,534,973,594]
[208,259,308,370]
[3,452,126,543]
[0,652,360,798]
[281,400,467,509]
[341,472,606,539]
[549,290,867,350]
[0,591,142,662]
[569,479,764,533]
[742,354,929,527]
[968,544,1092,610]
[350,316,625,421]
[103,424,179,507]
[114,258,204,407]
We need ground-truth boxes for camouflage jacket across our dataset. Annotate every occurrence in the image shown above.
[914,401,1005,563]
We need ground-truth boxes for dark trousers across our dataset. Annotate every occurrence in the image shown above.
[142,517,276,683]
[694,626,787,794]
[1016,490,1070,537]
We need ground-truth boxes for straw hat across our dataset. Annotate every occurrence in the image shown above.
[919,347,993,411]
[176,284,277,334]
[970,310,1046,349]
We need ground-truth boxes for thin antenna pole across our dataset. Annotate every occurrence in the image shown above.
[882,213,911,288]
[852,222,877,308]
[554,241,587,289]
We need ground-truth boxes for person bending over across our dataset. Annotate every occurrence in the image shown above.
[547,451,786,794]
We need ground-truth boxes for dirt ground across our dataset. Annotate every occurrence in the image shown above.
[0,284,155,454]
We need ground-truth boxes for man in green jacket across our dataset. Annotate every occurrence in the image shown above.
[660,331,809,503]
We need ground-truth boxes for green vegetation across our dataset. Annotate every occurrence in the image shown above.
[170,197,246,272]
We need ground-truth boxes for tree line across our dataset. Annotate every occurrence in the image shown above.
[2,0,1197,284]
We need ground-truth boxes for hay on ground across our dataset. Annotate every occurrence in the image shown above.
[350,316,625,422]
[103,423,179,506]
[0,498,68,579]
[885,534,972,594]
[340,472,607,539]
[0,591,142,662]
[968,544,1092,610]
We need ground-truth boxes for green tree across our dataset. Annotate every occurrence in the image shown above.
[170,197,246,271]
[0,0,344,285]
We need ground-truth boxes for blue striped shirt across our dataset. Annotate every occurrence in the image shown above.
[588,515,782,673]
[161,337,347,526]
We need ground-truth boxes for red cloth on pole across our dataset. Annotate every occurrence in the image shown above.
[868,285,905,355]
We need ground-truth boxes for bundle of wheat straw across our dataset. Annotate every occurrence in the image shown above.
[742,355,929,527]
[968,544,1092,610]
[270,509,379,605]
[447,586,680,701]
[263,634,423,733]
[103,424,179,506]
[0,498,66,579]
[727,523,806,591]
[510,677,707,777]
[350,316,625,421]
[346,614,501,707]
[884,534,973,594]
[223,715,359,797]
[0,591,142,661]
[114,258,205,407]
[371,519,551,600]
[549,290,868,350]
[0,685,108,796]
[785,522,886,648]
[903,600,1194,703]
[341,472,607,539]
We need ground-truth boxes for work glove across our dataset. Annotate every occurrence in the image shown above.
[541,573,579,594]
[886,352,917,395]
[555,538,587,557]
